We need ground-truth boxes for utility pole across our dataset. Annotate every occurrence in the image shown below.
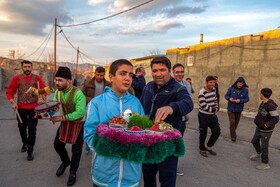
[53,18,57,88]
[76,47,79,79]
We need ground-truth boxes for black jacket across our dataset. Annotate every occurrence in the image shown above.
[140,77,193,130]
[254,99,279,132]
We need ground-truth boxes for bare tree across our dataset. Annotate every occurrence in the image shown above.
[149,48,162,56]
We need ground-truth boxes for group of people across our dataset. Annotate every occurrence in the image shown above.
[198,75,279,171]
[6,56,279,187]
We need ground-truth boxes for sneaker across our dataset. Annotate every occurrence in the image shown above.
[231,138,236,142]
[250,154,261,161]
[256,163,270,170]
[176,168,184,176]
[85,146,90,154]
[205,148,217,155]
[200,150,208,157]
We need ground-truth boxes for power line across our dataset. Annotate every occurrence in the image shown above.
[60,30,105,66]
[37,27,53,61]
[25,25,54,59]
[58,0,154,27]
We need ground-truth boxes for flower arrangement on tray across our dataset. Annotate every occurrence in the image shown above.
[92,108,186,164]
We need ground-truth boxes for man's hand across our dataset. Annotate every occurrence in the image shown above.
[12,102,18,111]
[38,98,44,105]
[215,108,218,113]
[155,106,173,123]
[235,99,240,103]
[50,116,63,123]
[229,98,235,102]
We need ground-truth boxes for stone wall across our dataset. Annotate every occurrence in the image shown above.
[0,58,52,90]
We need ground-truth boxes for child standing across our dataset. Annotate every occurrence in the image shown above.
[250,88,279,170]
[84,59,144,187]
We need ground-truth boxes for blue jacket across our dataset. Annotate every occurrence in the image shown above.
[140,77,193,130]
[84,87,144,187]
[225,77,249,112]
[131,75,146,100]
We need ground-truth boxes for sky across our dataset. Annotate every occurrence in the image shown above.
[0,0,280,66]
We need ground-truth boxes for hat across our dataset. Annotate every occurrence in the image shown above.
[55,67,72,80]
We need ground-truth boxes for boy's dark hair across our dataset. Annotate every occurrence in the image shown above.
[151,56,171,70]
[186,77,191,81]
[261,88,272,98]
[135,67,143,74]
[172,63,184,71]
[96,66,105,73]
[206,75,216,82]
[109,59,132,76]
[21,60,32,66]
[214,76,218,79]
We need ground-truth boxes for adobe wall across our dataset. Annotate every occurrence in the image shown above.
[166,33,280,113]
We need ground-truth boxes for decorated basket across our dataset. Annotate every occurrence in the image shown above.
[92,123,185,164]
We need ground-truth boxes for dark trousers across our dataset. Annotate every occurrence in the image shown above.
[198,115,221,150]
[228,111,241,139]
[142,156,178,187]
[53,127,84,172]
[180,120,186,137]
[17,109,38,153]
[251,128,272,164]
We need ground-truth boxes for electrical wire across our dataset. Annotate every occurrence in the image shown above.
[58,0,154,27]
[25,25,54,59]
[36,27,53,61]
[60,30,105,65]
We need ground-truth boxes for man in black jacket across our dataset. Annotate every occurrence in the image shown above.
[131,67,146,100]
[141,56,193,187]
[250,88,279,170]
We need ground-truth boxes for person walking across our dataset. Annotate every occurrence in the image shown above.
[141,57,193,187]
[51,67,86,186]
[225,77,249,142]
[81,66,111,154]
[172,63,192,176]
[84,59,144,187]
[6,60,46,161]
[198,76,220,157]
[250,88,279,170]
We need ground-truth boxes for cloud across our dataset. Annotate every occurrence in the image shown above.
[0,0,72,36]
[105,0,207,18]
[163,5,207,17]
[88,0,113,6]
[118,19,183,35]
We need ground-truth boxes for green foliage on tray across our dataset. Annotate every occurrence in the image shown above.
[128,115,154,129]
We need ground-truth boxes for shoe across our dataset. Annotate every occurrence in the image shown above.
[231,138,236,142]
[256,163,270,170]
[200,150,208,157]
[205,148,217,155]
[250,154,261,161]
[21,144,27,152]
[27,152,34,161]
[85,146,90,155]
[56,162,70,176]
[67,171,76,186]
[176,168,184,176]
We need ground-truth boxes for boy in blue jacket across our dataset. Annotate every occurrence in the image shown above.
[225,77,249,142]
[84,59,144,187]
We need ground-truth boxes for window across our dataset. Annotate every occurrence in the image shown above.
[187,56,194,66]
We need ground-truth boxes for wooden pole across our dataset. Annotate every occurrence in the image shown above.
[53,18,57,88]
[76,46,79,80]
